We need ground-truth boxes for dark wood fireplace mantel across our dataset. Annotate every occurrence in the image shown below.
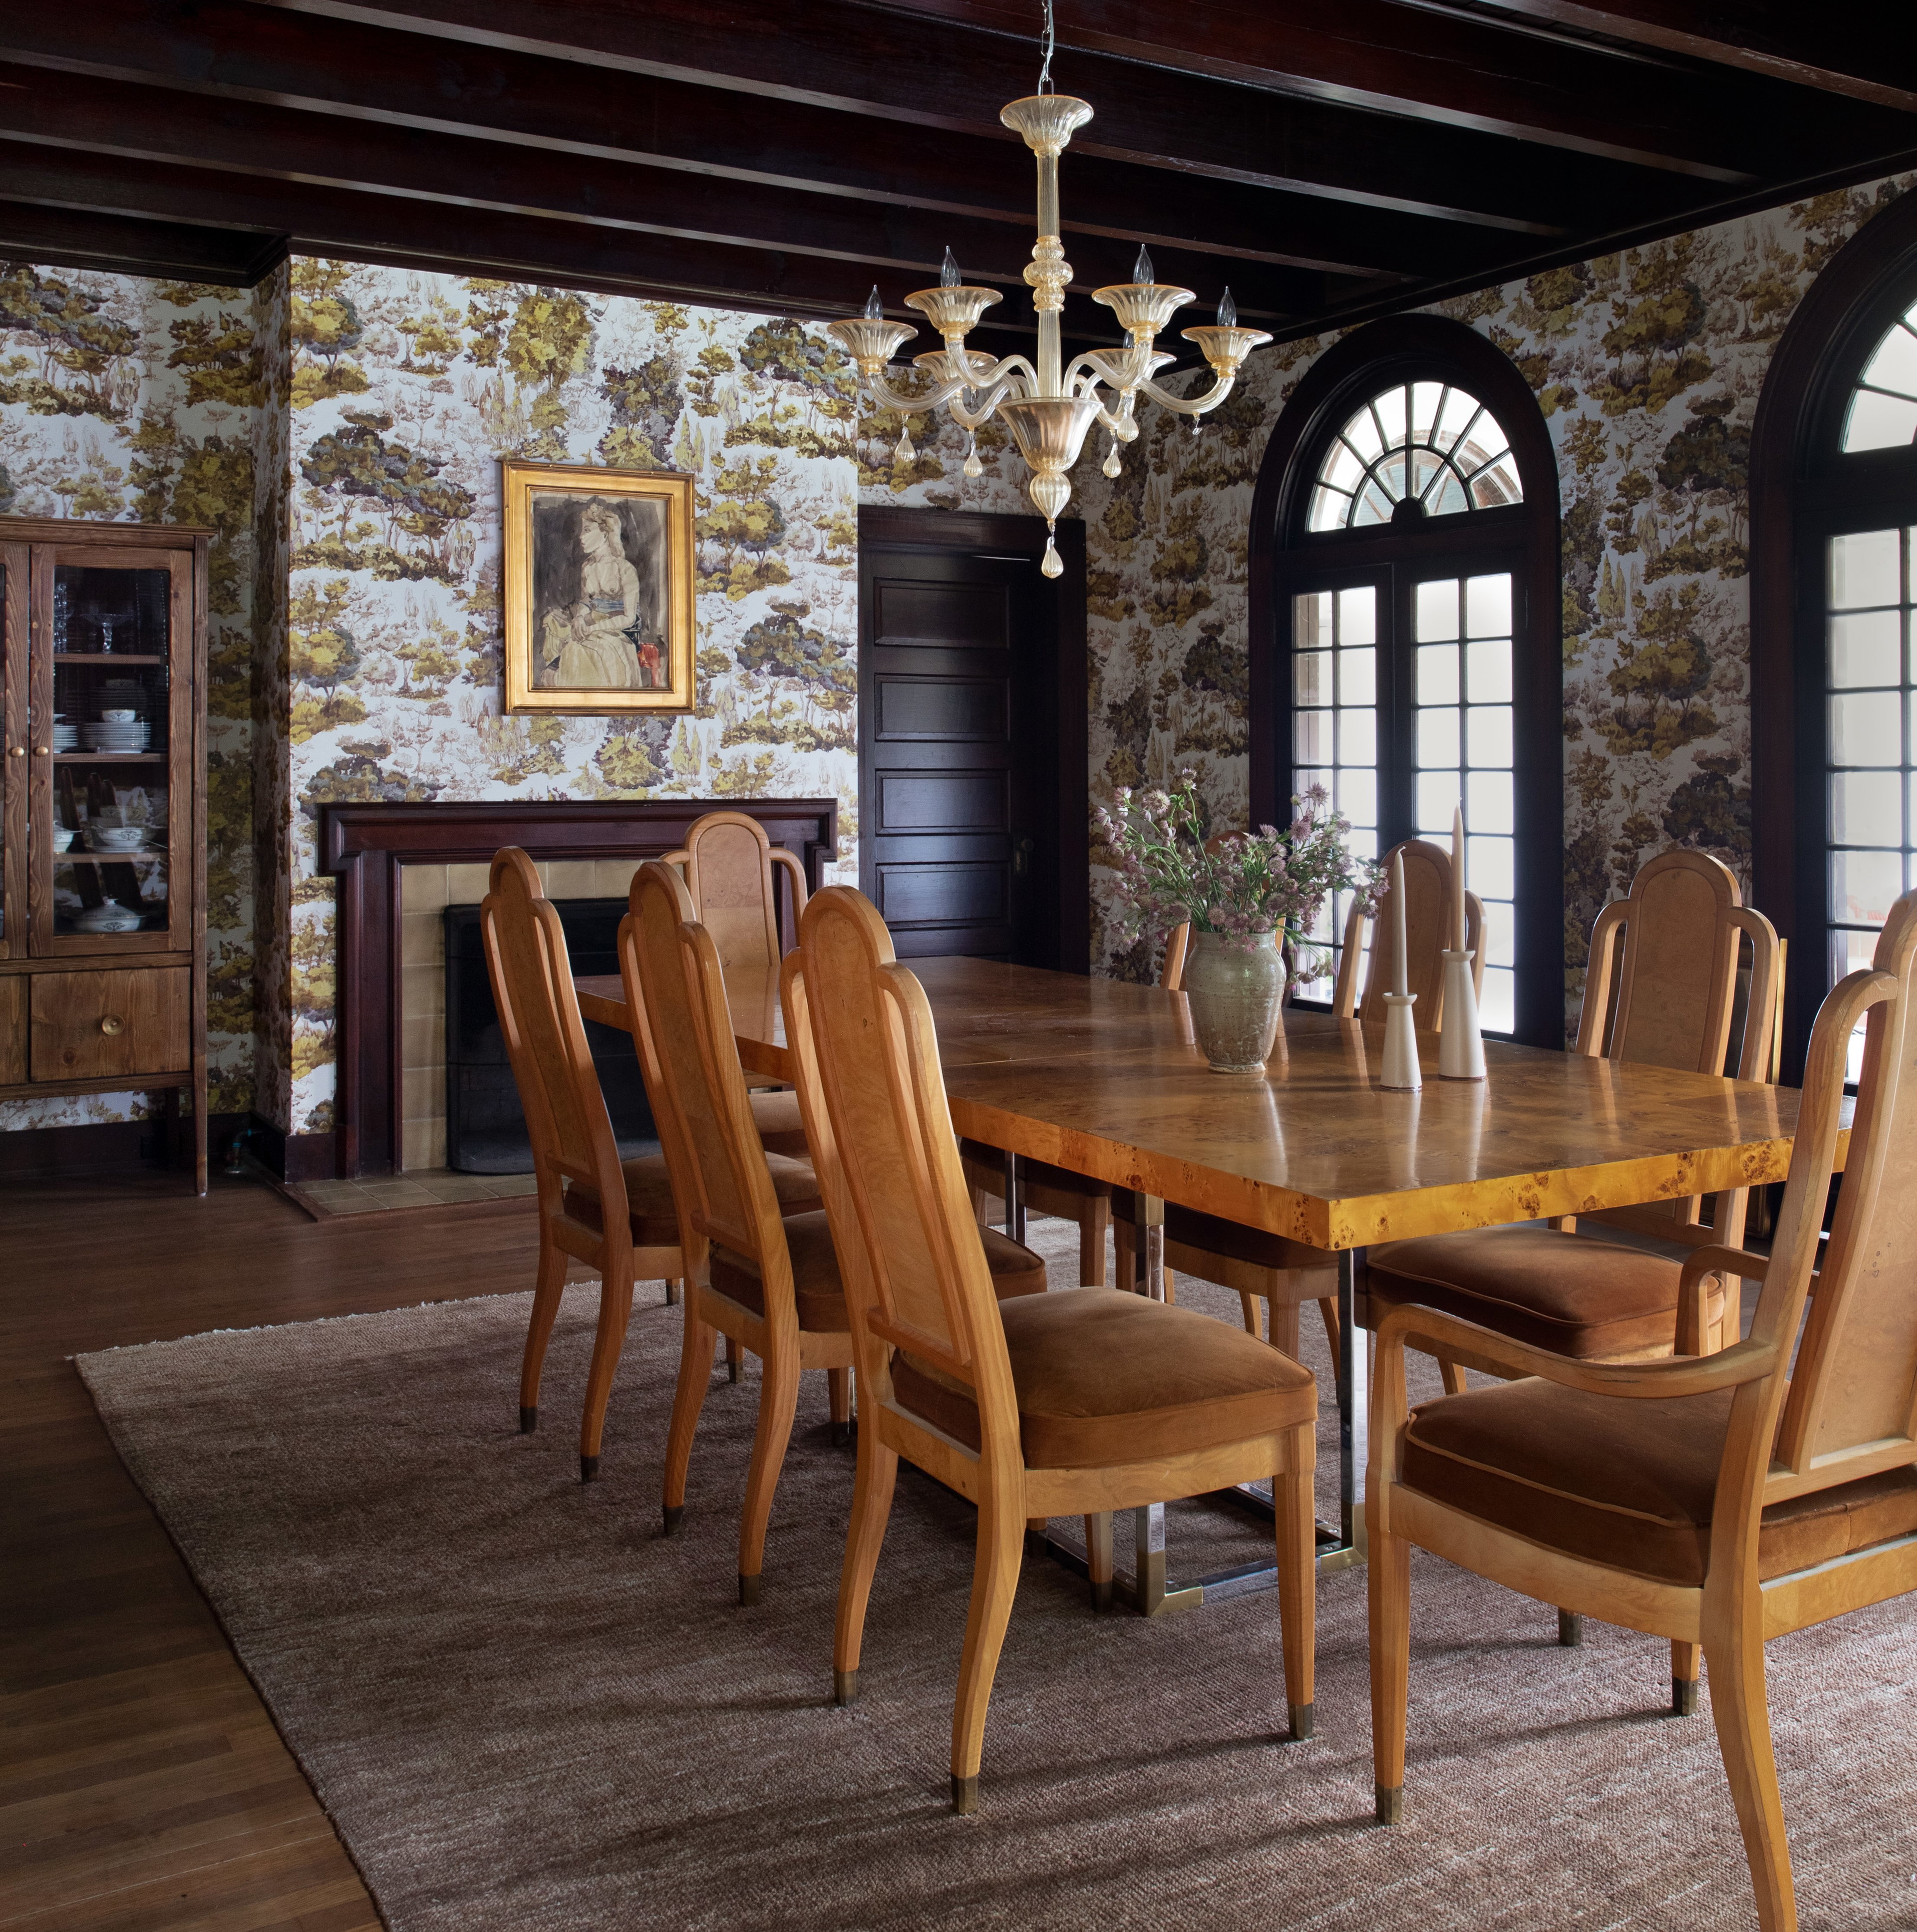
[315,798,838,1179]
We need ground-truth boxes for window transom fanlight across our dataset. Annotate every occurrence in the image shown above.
[1843,301,1917,451]
[1308,381,1523,532]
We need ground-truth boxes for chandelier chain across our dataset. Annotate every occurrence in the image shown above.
[1037,0,1055,94]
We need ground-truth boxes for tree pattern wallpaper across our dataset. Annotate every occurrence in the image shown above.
[0,161,1911,1141]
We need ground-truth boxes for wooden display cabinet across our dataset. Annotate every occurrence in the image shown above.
[0,518,211,1192]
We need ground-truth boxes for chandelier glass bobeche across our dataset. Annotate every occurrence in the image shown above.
[827,90,1272,578]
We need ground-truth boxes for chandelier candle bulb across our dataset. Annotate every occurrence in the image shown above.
[1218,286,1237,328]
[826,57,1269,550]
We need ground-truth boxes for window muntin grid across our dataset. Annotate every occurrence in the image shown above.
[1293,585,1379,990]
[1307,381,1524,533]
[1842,302,1917,453]
[1826,525,1915,1076]
[1412,573,1517,1035]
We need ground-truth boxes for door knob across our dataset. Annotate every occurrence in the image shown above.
[99,1015,124,1036]
[7,745,22,757]
[1012,835,1035,878]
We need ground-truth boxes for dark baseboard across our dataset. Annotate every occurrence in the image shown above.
[281,1127,342,1183]
[0,1110,250,1180]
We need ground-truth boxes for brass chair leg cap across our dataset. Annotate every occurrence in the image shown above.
[518,1405,538,1434]
[1672,1676,1700,1717]
[1091,1579,1114,1614]
[661,1504,683,1536]
[1288,1701,1314,1741]
[738,1572,761,1607]
[579,1454,600,1483]
[1375,1785,1403,1826]
[1557,1610,1585,1647]
[833,1668,859,1707]
[951,1773,979,1816]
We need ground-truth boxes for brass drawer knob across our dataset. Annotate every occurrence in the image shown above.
[99,1015,124,1036]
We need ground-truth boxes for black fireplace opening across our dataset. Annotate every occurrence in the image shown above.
[444,899,658,1174]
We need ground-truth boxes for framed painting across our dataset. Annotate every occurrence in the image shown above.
[502,460,695,714]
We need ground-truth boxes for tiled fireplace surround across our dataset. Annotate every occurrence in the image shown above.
[312,800,840,1181]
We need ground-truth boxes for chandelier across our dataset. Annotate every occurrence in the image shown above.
[826,22,1272,579]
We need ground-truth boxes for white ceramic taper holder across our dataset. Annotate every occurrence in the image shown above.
[1380,990,1421,1091]
[1439,949,1486,1080]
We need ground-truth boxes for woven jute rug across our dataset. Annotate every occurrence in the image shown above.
[76,1222,1917,1931]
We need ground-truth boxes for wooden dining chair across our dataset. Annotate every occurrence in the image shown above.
[1115,835,1484,1365]
[481,847,691,1482]
[784,885,1318,1812]
[1368,890,1917,1932]
[660,809,812,1144]
[625,859,1051,1603]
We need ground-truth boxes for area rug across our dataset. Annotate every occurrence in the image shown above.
[76,1225,1917,1932]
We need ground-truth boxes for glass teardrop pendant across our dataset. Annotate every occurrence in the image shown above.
[962,429,982,479]
[1101,439,1122,479]
[895,423,916,462]
[1041,534,1063,579]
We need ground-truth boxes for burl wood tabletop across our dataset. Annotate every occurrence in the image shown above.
[576,956,1818,1253]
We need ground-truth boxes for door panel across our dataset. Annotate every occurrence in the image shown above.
[860,546,1053,962]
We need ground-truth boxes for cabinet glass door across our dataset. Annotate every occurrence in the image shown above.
[1,544,24,958]
[33,546,191,954]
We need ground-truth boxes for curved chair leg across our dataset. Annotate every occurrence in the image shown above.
[518,1235,568,1433]
[1316,1294,1341,1364]
[827,1365,853,1446]
[1438,1357,1469,1396]
[1671,1638,1701,1715]
[1275,1429,1316,1739]
[736,1342,800,1604]
[833,1426,899,1706]
[661,1306,716,1532]
[1238,1290,1264,1338]
[1079,1196,1110,1288]
[950,1482,1025,1814]
[577,1261,635,1482]
[1369,1513,1411,1825]
[1704,1599,1797,1932]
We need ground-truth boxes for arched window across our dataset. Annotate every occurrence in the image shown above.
[1751,191,1917,1078]
[1250,318,1562,1046]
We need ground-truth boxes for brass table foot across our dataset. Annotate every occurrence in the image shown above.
[519,1404,537,1434]
[1557,1610,1585,1647]
[951,1773,978,1815]
[833,1668,859,1706]
[1287,1701,1314,1741]
[660,1504,683,1535]
[1671,1675,1699,1717]
[579,1454,599,1483]
[1375,1784,1403,1826]
[737,1572,761,1607]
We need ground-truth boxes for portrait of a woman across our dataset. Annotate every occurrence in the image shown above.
[503,461,694,716]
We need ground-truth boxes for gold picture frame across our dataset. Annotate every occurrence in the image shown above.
[502,460,695,714]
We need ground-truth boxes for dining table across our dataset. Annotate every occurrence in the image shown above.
[576,955,1828,1617]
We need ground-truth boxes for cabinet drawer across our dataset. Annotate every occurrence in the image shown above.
[30,968,190,1081]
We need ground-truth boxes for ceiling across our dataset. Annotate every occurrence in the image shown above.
[1,0,1915,354]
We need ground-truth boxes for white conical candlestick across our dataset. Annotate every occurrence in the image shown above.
[1380,991,1421,1091]
[1439,950,1486,1081]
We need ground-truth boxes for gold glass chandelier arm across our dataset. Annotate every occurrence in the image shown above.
[862,369,978,416]
[1135,370,1240,417]
[948,380,1019,431]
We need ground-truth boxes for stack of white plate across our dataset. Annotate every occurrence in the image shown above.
[81,720,151,752]
[52,718,78,751]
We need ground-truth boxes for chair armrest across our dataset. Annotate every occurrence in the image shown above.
[1373,1300,1779,1400]
[1681,1244,1770,1291]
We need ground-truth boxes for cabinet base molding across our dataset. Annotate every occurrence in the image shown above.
[0,1109,247,1179]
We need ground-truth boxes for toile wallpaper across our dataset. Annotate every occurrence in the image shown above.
[1,163,1913,1141]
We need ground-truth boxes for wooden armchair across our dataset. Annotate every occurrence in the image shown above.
[480,848,692,1482]
[625,860,1049,1603]
[1115,835,1483,1366]
[784,886,1318,1812]
[1368,889,1917,1932]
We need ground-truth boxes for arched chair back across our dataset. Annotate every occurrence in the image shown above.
[662,810,809,968]
[480,846,626,1224]
[1334,836,1483,1026]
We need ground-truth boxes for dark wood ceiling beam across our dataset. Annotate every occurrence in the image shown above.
[260,0,1710,235]
[0,199,276,285]
[0,1,1483,283]
[0,140,1133,356]
[1464,1,1917,115]
[872,0,1909,181]
[0,67,1332,322]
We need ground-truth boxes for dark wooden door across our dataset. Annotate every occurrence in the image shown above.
[859,546,1057,962]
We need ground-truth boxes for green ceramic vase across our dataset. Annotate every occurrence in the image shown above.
[1182,929,1285,1073]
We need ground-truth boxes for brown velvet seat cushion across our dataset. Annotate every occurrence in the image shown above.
[711,1216,1048,1333]
[749,1088,810,1158]
[1399,1377,1917,1587]
[1111,1191,1331,1273]
[1365,1227,1684,1359]
[892,1286,1316,1470]
[958,1138,1113,1202]
[563,1152,819,1244]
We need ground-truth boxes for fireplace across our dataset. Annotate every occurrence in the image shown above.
[315,800,838,1179]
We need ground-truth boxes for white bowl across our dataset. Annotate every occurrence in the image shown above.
[76,906,143,933]
[100,708,138,723]
[50,827,75,852]
[90,832,147,852]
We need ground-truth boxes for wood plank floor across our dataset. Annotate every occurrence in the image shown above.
[0,1170,545,1931]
